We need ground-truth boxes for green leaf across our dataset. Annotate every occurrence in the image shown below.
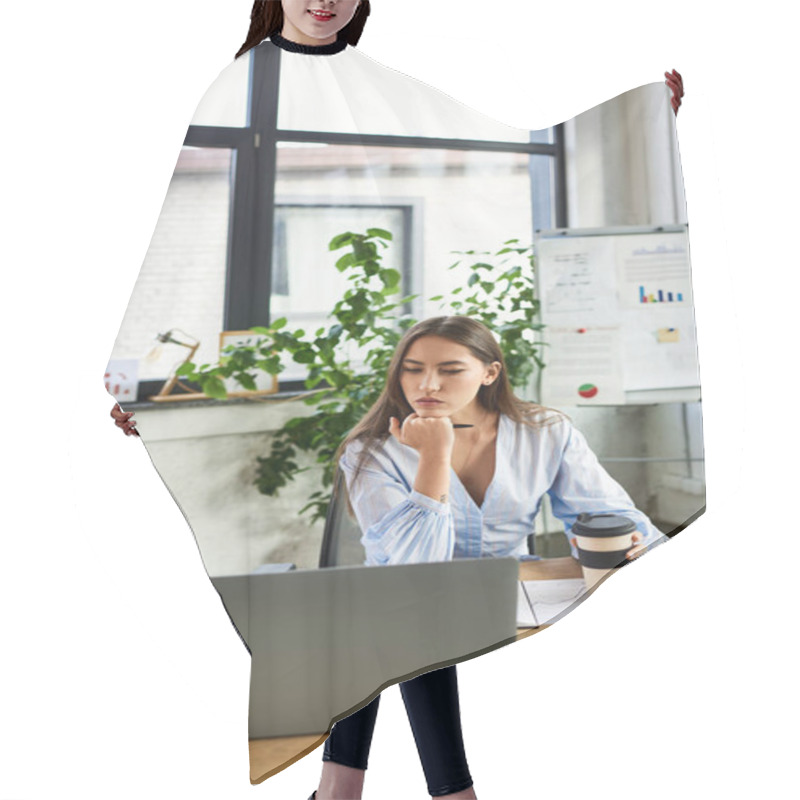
[175,362,195,376]
[293,349,316,364]
[236,373,258,391]
[202,376,228,399]
[353,240,375,262]
[271,317,288,330]
[329,232,355,251]
[335,252,355,272]
[366,227,393,240]
[379,268,401,289]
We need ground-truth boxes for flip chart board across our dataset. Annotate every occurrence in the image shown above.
[535,225,700,405]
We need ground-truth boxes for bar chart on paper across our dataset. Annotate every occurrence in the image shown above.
[638,285,685,304]
[619,237,693,310]
[617,233,698,391]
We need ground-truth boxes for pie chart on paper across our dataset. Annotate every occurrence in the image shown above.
[578,383,598,399]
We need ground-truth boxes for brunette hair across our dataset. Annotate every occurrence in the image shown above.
[337,316,557,477]
[236,0,372,59]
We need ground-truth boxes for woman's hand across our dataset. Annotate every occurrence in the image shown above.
[665,68,684,115]
[625,531,646,560]
[389,413,454,459]
[110,402,139,437]
[391,414,454,504]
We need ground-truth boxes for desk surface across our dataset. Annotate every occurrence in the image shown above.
[248,556,582,784]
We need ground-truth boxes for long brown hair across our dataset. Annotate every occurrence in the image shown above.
[236,0,372,59]
[337,316,557,476]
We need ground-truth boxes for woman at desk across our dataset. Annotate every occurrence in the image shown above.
[312,315,664,800]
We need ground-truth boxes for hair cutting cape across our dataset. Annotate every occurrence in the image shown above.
[106,35,703,782]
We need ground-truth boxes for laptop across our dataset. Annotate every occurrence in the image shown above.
[211,557,519,739]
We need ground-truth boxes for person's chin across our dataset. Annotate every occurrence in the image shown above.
[415,406,447,417]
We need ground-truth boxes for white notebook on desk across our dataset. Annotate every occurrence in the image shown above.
[517,578,587,628]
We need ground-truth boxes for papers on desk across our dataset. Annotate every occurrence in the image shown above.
[517,579,587,628]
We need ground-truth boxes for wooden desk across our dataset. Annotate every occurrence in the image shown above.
[248,556,581,784]
[249,733,329,784]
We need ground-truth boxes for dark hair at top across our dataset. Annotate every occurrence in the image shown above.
[236,0,372,59]
[336,316,559,480]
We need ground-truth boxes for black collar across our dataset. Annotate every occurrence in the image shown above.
[270,32,348,55]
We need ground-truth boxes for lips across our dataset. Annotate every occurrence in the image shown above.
[308,9,335,21]
[416,398,443,406]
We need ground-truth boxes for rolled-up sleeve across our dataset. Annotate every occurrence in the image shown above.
[546,423,665,553]
[340,444,456,566]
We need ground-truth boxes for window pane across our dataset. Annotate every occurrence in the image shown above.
[274,141,538,324]
[109,147,232,383]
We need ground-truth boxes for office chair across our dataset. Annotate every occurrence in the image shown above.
[318,468,366,568]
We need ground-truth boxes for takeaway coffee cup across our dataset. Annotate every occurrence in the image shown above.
[572,513,637,590]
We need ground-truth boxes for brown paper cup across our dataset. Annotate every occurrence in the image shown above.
[572,513,636,590]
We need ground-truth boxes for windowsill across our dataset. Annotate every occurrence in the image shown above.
[123,388,309,411]
[123,389,318,443]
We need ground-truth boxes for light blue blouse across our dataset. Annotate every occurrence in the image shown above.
[339,412,665,566]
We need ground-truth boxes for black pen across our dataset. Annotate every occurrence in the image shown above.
[452,424,474,429]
